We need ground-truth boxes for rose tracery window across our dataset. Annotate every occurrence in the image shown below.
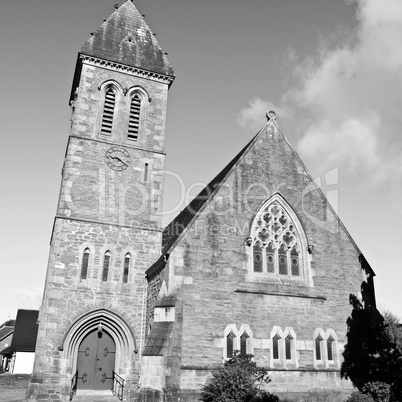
[251,201,302,278]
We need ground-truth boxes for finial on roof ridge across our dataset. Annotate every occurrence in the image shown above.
[266,111,277,121]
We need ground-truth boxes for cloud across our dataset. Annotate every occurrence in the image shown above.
[237,97,290,132]
[0,287,43,321]
[238,0,402,182]
[289,0,402,179]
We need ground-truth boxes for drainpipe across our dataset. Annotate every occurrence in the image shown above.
[139,275,148,365]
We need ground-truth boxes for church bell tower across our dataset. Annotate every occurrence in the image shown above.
[27,1,174,400]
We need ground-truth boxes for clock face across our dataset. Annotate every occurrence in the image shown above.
[105,146,131,171]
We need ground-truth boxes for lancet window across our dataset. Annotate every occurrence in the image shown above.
[123,253,130,284]
[226,331,235,358]
[102,251,111,282]
[251,201,302,278]
[313,329,338,367]
[223,325,253,359]
[271,326,298,367]
[80,248,90,280]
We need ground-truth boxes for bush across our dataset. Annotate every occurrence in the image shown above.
[249,391,280,402]
[199,353,279,402]
[362,382,391,402]
[345,391,375,402]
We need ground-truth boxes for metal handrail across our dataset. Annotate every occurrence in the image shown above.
[70,370,78,401]
[112,371,125,401]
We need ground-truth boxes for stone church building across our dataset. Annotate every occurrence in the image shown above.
[27,1,378,401]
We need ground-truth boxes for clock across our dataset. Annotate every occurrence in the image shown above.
[105,146,131,171]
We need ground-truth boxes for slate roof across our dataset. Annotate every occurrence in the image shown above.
[80,0,174,77]
[161,132,260,256]
[146,115,375,278]
[8,310,39,353]
[0,320,15,342]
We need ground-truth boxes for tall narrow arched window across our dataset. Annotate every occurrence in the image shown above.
[266,242,275,273]
[253,241,263,272]
[101,87,116,135]
[102,251,111,282]
[272,334,281,360]
[81,248,90,280]
[290,246,300,276]
[226,332,236,359]
[128,94,141,141]
[278,244,288,275]
[327,335,335,361]
[285,335,293,360]
[315,334,323,360]
[240,332,249,355]
[123,253,130,284]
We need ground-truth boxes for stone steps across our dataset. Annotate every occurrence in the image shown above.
[72,389,120,402]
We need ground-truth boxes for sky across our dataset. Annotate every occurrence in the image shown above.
[0,0,401,323]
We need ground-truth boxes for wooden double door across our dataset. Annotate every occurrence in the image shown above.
[77,329,116,390]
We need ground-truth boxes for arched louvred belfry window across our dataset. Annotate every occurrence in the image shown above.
[101,87,116,135]
[102,251,111,282]
[240,332,249,355]
[315,334,323,360]
[81,248,90,280]
[290,246,300,276]
[327,335,335,361]
[128,94,141,141]
[278,244,288,275]
[123,253,130,284]
[272,334,281,360]
[226,332,236,359]
[253,241,263,272]
[250,196,307,279]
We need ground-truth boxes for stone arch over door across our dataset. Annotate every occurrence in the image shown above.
[60,309,137,386]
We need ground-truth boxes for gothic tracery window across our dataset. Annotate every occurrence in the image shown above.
[251,200,302,278]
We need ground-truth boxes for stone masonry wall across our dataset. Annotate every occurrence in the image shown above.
[28,62,170,401]
[159,122,361,401]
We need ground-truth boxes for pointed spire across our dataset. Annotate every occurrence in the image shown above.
[80,0,174,77]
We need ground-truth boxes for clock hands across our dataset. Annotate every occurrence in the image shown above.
[110,155,129,167]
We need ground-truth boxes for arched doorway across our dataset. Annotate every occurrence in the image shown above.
[77,328,116,390]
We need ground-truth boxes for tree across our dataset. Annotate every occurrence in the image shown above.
[341,295,402,400]
[199,353,279,402]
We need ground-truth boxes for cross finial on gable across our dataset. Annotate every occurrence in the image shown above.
[266,110,277,121]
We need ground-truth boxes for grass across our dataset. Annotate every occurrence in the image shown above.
[0,373,30,402]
